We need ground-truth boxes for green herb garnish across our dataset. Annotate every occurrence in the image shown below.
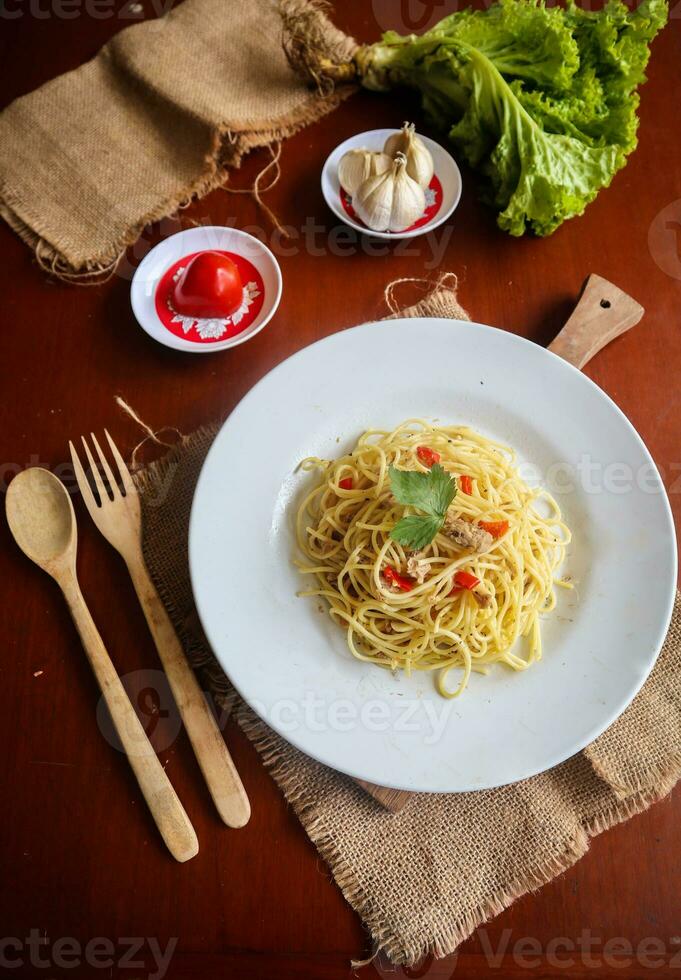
[389,463,457,550]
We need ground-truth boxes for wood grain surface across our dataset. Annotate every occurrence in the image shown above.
[1,2,680,977]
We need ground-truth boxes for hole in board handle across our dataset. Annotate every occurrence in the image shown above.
[600,298,611,309]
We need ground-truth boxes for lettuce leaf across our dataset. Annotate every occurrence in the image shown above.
[357,0,667,236]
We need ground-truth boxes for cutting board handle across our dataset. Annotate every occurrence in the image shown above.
[547,273,644,369]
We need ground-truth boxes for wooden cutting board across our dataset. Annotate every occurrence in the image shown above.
[354,273,644,813]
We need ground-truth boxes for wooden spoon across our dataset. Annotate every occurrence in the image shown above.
[5,468,199,862]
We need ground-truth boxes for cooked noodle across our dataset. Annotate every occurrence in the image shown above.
[295,420,572,697]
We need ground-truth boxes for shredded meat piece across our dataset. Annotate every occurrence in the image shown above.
[473,590,491,608]
[443,514,493,553]
[406,554,429,584]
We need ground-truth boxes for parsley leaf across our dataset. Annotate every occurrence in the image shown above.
[389,465,439,513]
[388,462,457,549]
[389,463,456,517]
[391,515,443,550]
[428,463,457,516]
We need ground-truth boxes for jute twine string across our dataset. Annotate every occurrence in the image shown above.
[35,239,123,286]
[384,272,462,315]
[223,141,289,238]
[115,396,184,471]
[115,275,458,468]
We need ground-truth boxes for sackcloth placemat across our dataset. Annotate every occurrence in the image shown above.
[0,0,355,279]
[133,278,681,965]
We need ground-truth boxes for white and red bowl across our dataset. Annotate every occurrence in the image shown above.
[321,128,462,240]
[131,226,282,353]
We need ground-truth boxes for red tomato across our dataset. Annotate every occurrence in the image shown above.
[460,475,473,495]
[172,251,243,319]
[339,477,353,490]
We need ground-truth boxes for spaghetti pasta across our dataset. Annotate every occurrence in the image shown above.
[295,420,572,697]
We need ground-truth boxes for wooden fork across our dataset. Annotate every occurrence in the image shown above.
[70,431,251,829]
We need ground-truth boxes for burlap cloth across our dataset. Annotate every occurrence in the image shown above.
[0,0,355,279]
[133,278,681,966]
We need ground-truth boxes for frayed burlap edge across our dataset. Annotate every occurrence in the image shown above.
[236,707,589,964]
[588,746,681,800]
[0,93,352,283]
[234,702,681,965]
[0,0,357,282]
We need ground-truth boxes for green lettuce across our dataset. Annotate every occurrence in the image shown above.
[356,0,667,236]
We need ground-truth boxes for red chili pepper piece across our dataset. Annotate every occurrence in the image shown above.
[449,570,480,596]
[459,475,473,495]
[416,446,441,467]
[383,566,414,592]
[478,520,509,539]
[339,477,353,490]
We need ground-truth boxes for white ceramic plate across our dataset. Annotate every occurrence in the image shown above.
[189,319,676,792]
[130,226,282,353]
[321,129,462,239]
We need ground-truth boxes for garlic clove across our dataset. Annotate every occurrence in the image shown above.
[384,121,434,189]
[383,121,413,159]
[353,167,395,232]
[338,148,392,197]
[405,140,434,190]
[338,148,371,196]
[369,152,393,180]
[353,152,426,233]
[388,152,426,232]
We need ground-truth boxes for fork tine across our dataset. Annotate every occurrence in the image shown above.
[69,440,102,518]
[104,429,136,497]
[81,436,111,504]
[90,432,121,500]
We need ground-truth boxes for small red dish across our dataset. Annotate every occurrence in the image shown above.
[321,129,462,241]
[156,250,265,345]
[130,227,282,353]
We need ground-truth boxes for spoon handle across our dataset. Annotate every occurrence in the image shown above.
[126,557,251,828]
[61,575,199,863]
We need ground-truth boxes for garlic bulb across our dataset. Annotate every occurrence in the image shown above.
[354,152,426,233]
[384,122,434,189]
[338,148,392,196]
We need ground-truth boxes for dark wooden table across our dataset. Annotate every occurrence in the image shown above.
[2,2,680,978]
